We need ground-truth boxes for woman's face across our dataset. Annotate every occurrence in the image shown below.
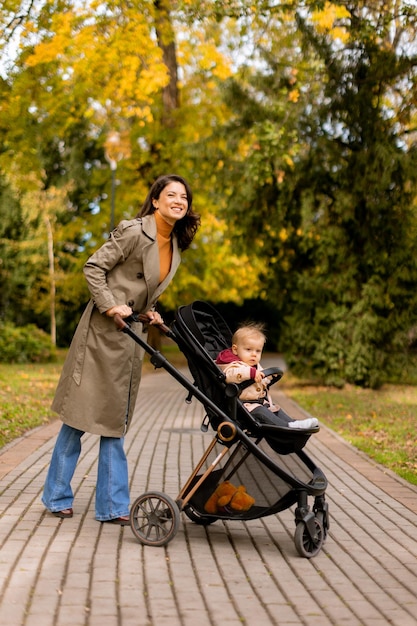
[152,182,188,225]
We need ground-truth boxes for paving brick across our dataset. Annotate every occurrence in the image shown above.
[1,367,417,626]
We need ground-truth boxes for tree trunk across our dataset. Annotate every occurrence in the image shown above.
[45,216,56,346]
[154,0,179,122]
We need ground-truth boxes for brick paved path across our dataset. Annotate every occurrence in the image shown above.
[1,366,417,626]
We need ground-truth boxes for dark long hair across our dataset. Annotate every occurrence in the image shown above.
[137,174,200,251]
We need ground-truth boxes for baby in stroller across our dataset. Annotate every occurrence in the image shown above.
[216,322,319,430]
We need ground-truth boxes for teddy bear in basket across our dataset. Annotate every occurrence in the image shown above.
[204,480,255,515]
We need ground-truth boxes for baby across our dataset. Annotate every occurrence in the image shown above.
[216,322,318,430]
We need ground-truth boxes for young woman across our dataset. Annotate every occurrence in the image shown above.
[42,174,200,524]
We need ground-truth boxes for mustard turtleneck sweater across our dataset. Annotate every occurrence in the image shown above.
[154,210,173,283]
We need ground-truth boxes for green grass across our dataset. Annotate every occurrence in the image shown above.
[1,347,416,487]
[0,354,66,448]
[280,375,417,485]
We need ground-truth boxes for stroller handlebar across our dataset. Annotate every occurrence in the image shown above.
[113,313,128,331]
[262,366,284,380]
[113,312,171,335]
[262,366,284,390]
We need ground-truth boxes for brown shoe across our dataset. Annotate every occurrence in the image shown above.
[52,508,73,519]
[103,516,130,526]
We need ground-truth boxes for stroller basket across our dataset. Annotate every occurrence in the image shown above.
[114,301,329,558]
[183,430,327,520]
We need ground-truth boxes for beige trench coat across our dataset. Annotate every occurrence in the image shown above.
[51,214,181,437]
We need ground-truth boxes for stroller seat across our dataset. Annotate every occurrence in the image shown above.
[171,301,319,454]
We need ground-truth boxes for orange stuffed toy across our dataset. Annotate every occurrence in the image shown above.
[204,480,255,515]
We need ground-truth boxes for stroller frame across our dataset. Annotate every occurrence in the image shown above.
[115,301,329,558]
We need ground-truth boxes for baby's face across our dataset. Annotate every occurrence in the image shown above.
[232,337,264,367]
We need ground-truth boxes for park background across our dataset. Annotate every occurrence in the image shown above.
[0,1,416,482]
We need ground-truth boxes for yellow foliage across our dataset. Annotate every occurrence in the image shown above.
[288,89,299,103]
[279,228,288,242]
[160,210,264,308]
[331,27,350,44]
[289,68,298,85]
[311,1,350,42]
[25,12,74,66]
[276,170,285,184]
[178,36,232,81]
[23,6,170,124]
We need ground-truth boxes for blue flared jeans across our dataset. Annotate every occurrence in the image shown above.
[41,424,130,521]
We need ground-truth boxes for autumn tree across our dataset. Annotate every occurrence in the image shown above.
[280,1,417,388]
[0,0,262,343]
[215,0,417,387]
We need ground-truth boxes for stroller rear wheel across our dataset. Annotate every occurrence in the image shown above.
[130,491,180,547]
[294,517,324,558]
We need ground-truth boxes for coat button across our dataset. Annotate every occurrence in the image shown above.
[136,272,144,279]
[128,300,134,307]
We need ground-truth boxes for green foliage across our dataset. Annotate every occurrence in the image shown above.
[214,3,417,388]
[0,179,32,325]
[279,7,417,387]
[0,322,56,363]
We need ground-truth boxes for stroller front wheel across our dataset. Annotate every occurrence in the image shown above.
[130,491,180,547]
[294,517,324,558]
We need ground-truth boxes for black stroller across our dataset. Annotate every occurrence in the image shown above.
[115,301,329,558]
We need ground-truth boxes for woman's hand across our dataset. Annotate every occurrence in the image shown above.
[105,305,133,319]
[144,310,164,325]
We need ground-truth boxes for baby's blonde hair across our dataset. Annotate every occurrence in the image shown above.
[232,322,266,346]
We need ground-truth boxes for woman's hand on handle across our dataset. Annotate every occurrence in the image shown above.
[143,310,171,336]
[109,307,172,336]
[106,305,133,319]
[144,310,164,326]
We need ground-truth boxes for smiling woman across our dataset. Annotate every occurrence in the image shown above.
[151,181,189,225]
[40,174,200,524]
[149,180,190,283]
[137,174,199,252]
